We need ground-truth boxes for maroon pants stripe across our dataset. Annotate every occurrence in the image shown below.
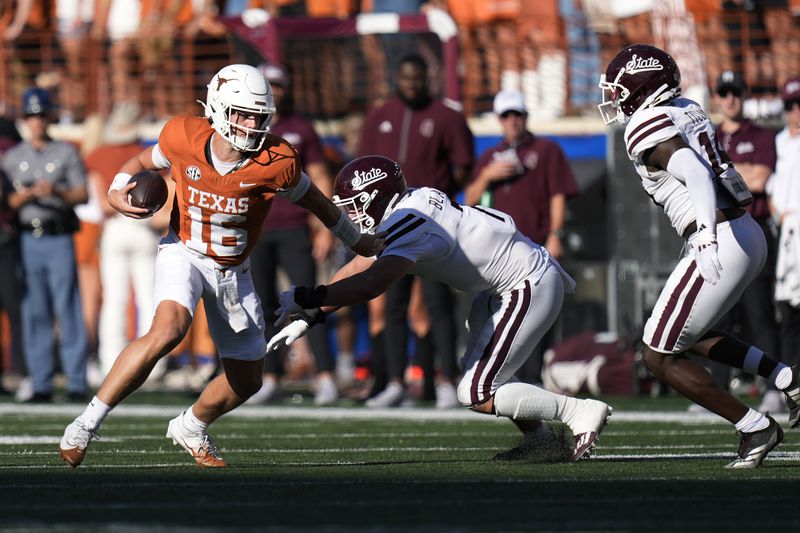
[650,262,697,349]
[663,274,704,351]
[470,282,530,405]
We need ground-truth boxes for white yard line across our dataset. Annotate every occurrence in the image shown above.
[2,403,786,424]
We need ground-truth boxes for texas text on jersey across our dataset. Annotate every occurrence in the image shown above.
[156,116,301,266]
[623,98,752,237]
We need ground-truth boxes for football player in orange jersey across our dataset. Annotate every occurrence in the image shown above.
[59,64,381,468]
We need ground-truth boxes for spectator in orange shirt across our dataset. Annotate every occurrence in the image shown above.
[94,0,142,116]
[138,0,188,119]
[1,0,51,114]
[55,0,93,123]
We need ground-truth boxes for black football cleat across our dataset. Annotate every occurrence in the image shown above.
[725,415,784,469]
[782,365,800,428]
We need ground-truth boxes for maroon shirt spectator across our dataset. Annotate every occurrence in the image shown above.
[359,72,474,196]
[707,70,780,403]
[467,90,578,250]
[471,132,578,245]
[248,64,339,407]
[466,89,577,387]
[355,54,471,408]
[713,70,776,223]
[715,120,776,222]
[266,115,328,230]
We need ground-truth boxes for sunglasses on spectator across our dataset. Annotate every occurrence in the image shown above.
[784,99,800,111]
[499,110,526,119]
[717,88,743,98]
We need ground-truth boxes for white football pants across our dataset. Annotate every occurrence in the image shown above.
[458,265,565,406]
[644,213,767,354]
[98,216,160,374]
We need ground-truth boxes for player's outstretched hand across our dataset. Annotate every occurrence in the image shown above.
[351,231,386,257]
[108,183,152,219]
[266,319,310,354]
[274,286,306,326]
[693,229,722,284]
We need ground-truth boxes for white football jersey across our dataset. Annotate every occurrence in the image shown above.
[624,97,746,236]
[377,187,565,295]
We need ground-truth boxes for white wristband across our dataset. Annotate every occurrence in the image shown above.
[109,172,132,192]
[331,210,361,247]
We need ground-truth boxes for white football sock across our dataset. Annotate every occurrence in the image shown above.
[493,382,567,421]
[79,396,111,431]
[182,406,209,433]
[735,408,770,433]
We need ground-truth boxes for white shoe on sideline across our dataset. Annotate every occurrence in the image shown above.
[335,353,355,387]
[141,357,169,391]
[161,363,216,393]
[365,382,405,408]
[166,412,226,467]
[15,377,33,403]
[59,418,99,467]
[435,382,460,409]
[758,389,786,414]
[687,403,712,415]
[314,376,339,406]
[246,378,281,405]
[86,361,105,389]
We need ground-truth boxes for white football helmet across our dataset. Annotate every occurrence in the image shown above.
[202,64,276,152]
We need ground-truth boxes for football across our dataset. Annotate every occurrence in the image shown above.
[127,170,168,215]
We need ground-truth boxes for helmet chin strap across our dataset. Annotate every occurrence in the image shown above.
[379,192,401,225]
[639,83,672,111]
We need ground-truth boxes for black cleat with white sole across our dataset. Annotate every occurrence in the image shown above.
[782,365,800,428]
[725,415,784,469]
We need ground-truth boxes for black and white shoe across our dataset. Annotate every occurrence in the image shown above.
[782,365,800,428]
[725,415,784,469]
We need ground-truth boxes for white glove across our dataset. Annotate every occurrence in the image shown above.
[266,319,310,354]
[274,286,304,326]
[692,228,722,284]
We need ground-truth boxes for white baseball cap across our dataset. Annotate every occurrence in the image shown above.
[493,90,526,115]
[258,63,290,87]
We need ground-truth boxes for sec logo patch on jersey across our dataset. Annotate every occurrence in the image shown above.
[186,166,202,182]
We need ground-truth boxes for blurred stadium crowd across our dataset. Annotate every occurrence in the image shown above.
[2,1,800,121]
[1,0,800,405]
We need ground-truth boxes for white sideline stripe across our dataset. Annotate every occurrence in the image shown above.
[0,436,123,445]
[0,432,505,445]
[0,403,784,424]
[6,444,800,455]
[4,446,501,454]
[594,451,800,461]
[0,426,745,438]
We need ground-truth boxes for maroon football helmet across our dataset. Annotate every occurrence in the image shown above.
[598,44,681,124]
[333,155,407,233]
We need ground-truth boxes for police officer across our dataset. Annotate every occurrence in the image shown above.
[2,88,89,402]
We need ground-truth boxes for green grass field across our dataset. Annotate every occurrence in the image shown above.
[2,393,799,531]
